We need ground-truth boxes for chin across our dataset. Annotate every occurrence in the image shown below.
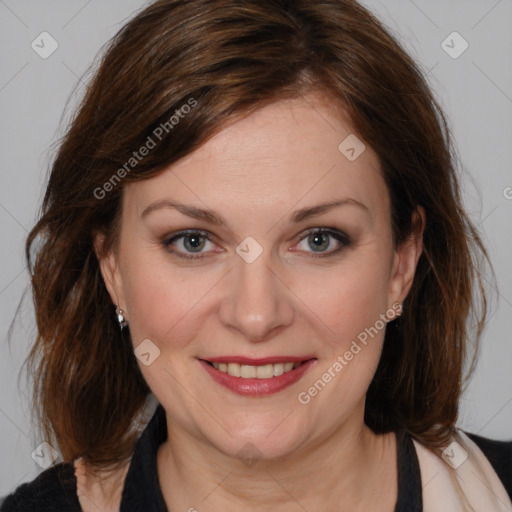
[202,418,309,464]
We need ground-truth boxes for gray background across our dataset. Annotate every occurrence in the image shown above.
[1,0,511,497]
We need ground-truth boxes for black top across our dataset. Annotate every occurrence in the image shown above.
[1,404,511,511]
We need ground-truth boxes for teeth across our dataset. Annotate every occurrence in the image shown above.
[273,363,284,376]
[227,362,240,377]
[241,365,256,378]
[211,361,301,379]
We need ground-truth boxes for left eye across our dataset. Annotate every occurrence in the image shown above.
[162,228,349,260]
[294,229,350,256]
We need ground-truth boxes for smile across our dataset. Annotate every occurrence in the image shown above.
[208,361,300,379]
[199,357,317,396]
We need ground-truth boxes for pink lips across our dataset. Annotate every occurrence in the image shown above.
[198,357,317,396]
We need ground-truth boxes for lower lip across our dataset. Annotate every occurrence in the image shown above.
[198,359,317,396]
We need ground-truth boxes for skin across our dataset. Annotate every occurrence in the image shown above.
[96,91,424,511]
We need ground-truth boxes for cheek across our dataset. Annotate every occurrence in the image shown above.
[296,253,391,344]
[119,251,211,348]
[295,263,391,414]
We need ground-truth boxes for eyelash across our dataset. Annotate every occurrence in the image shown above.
[161,228,351,260]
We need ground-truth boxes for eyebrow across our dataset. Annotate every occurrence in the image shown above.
[140,198,368,225]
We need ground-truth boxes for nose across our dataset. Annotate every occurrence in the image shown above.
[218,248,294,343]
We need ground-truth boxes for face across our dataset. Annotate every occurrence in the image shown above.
[98,92,422,462]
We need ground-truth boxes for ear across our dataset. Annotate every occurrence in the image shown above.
[93,231,125,311]
[387,207,425,309]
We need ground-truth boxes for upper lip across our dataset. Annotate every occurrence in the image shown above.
[200,356,316,365]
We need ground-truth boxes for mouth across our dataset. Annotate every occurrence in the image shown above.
[198,357,317,396]
[202,360,307,379]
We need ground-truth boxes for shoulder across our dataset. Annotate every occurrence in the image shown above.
[1,462,80,512]
[463,431,512,500]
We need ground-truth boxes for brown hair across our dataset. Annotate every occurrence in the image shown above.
[21,0,490,476]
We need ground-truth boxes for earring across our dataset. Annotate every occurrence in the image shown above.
[386,303,403,323]
[115,304,128,330]
[393,303,403,323]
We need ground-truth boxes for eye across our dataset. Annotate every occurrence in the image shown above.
[293,228,350,257]
[162,230,216,259]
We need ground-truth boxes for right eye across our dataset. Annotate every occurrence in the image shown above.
[162,230,218,260]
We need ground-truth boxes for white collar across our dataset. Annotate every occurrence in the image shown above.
[413,430,512,511]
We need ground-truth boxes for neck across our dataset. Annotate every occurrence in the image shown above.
[156,406,398,512]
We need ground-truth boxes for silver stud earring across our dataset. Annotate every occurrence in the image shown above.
[115,304,128,330]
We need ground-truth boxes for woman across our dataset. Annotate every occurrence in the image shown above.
[2,0,511,510]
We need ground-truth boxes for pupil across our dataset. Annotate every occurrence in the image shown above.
[185,235,205,252]
[310,233,328,252]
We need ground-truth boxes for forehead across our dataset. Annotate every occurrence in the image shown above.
[124,93,389,229]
